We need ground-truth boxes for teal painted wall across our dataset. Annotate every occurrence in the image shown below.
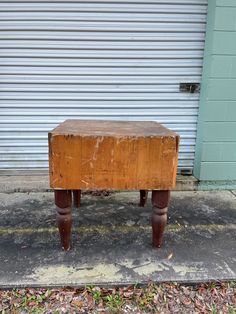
[194,0,236,181]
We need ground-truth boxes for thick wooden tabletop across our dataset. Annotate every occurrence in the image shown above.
[50,120,177,137]
[49,120,179,190]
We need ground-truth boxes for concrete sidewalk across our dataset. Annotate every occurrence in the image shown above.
[0,175,198,192]
[0,190,235,288]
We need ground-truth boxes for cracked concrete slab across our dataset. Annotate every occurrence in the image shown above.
[0,191,235,288]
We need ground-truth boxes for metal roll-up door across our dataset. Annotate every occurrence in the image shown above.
[0,0,208,174]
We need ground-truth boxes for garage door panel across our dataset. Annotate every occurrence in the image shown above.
[0,0,207,173]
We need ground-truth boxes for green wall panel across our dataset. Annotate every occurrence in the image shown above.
[203,122,236,141]
[205,101,236,121]
[211,56,236,78]
[202,143,236,161]
[208,80,236,100]
[213,32,236,55]
[216,0,236,7]
[200,162,236,180]
[215,7,236,31]
[194,0,236,182]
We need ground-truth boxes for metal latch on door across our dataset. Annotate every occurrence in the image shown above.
[179,83,200,93]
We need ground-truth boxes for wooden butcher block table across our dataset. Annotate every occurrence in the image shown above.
[48,120,179,250]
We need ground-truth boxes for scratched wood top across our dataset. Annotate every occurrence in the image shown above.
[50,119,177,137]
[49,120,179,190]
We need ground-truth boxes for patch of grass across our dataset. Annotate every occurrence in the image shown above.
[133,282,141,289]
[209,304,218,314]
[228,281,236,288]
[3,288,52,314]
[85,284,94,291]
[92,289,102,304]
[86,285,103,304]
[228,306,236,314]
[137,282,157,311]
[105,293,123,311]
[208,282,217,290]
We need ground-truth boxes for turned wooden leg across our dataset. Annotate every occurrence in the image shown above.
[139,190,148,207]
[54,190,72,251]
[73,190,81,208]
[151,190,170,248]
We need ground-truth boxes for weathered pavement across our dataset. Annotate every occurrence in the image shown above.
[0,190,235,288]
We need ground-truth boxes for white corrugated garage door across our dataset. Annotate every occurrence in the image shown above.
[0,0,207,174]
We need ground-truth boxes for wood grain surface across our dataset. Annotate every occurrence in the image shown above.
[49,120,179,190]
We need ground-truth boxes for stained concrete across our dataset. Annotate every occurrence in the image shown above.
[0,175,198,193]
[0,191,235,288]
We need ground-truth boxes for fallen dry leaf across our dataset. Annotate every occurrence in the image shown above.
[71,299,84,308]
[182,297,192,306]
[124,291,134,298]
